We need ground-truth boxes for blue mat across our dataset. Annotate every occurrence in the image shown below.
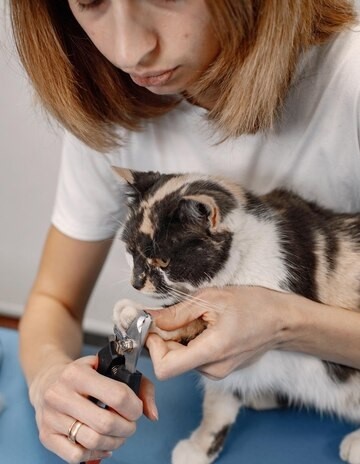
[0,327,355,463]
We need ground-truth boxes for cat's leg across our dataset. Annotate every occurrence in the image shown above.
[113,299,205,343]
[340,429,360,464]
[154,317,206,344]
[172,383,242,464]
[113,299,145,335]
[245,391,289,410]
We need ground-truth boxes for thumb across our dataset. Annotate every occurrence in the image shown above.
[147,300,206,331]
[138,376,158,421]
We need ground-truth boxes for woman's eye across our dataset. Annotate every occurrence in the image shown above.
[75,0,103,11]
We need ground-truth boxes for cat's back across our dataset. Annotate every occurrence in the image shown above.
[261,188,360,311]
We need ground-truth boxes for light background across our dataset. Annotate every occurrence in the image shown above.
[0,3,152,335]
[1,2,359,334]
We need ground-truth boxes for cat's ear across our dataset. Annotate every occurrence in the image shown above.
[179,194,221,230]
[112,167,161,197]
[112,167,135,185]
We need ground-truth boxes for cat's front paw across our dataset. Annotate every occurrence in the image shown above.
[340,429,360,464]
[112,299,144,335]
[172,439,214,464]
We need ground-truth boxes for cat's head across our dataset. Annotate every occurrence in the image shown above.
[113,168,239,300]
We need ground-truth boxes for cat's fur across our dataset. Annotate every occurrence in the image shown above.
[112,167,360,464]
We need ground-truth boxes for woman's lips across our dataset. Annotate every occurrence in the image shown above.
[130,68,177,87]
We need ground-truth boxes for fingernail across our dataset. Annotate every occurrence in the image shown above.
[151,404,159,421]
[100,451,113,459]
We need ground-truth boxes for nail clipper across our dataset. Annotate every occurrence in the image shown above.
[82,310,152,464]
[95,310,152,396]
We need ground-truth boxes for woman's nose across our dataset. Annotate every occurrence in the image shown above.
[112,2,158,71]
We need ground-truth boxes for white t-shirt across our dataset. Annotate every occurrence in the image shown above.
[52,23,360,241]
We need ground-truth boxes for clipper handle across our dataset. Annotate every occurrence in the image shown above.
[110,365,142,396]
[96,341,143,393]
[81,344,142,464]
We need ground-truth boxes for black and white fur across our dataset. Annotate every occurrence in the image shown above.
[112,168,360,464]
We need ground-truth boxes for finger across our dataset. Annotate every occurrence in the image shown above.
[147,300,206,331]
[47,413,127,451]
[43,432,112,464]
[83,376,143,422]
[54,392,138,438]
[67,418,126,451]
[138,376,158,421]
[45,376,138,438]
[59,359,143,421]
[146,333,184,356]
[197,359,234,380]
[198,350,263,378]
[146,333,213,379]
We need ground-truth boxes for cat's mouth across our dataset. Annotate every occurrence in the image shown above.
[131,266,196,302]
[136,280,193,304]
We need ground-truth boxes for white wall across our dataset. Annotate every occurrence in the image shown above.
[0,5,147,335]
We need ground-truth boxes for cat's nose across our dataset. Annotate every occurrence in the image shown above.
[132,272,146,290]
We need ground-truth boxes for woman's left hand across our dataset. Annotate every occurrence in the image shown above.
[146,286,293,380]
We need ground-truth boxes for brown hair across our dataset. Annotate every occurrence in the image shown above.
[10,0,356,152]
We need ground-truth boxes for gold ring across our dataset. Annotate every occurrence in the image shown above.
[67,419,83,444]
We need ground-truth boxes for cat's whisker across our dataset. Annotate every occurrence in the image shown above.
[167,286,247,316]
[106,277,133,287]
[109,214,126,229]
[166,287,224,314]
[166,283,247,314]
[110,266,130,273]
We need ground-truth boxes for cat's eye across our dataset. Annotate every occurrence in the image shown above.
[148,258,170,269]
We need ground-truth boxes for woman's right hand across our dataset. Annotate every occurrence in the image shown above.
[29,355,157,463]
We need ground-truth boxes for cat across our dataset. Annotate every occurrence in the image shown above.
[111,167,360,464]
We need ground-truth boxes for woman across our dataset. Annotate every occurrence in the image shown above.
[9,1,360,463]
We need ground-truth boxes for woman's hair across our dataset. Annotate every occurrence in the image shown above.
[10,0,356,152]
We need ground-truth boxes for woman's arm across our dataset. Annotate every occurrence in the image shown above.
[20,225,110,384]
[21,226,157,463]
[146,286,360,380]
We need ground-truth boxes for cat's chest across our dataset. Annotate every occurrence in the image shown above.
[206,350,356,414]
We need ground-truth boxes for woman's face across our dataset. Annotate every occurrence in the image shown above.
[68,0,220,97]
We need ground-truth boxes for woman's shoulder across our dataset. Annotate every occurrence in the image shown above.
[320,22,360,82]
[295,22,360,103]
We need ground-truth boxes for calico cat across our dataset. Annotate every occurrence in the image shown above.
[112,167,360,464]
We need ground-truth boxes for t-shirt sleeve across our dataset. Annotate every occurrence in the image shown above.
[52,131,126,241]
